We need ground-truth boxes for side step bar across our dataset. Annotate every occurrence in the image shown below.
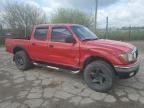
[33,62,80,74]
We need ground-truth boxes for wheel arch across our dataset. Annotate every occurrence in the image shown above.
[13,46,31,60]
[82,56,117,75]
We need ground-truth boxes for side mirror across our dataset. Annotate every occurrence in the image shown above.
[65,36,76,43]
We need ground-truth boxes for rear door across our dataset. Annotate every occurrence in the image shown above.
[29,27,49,62]
[48,26,80,68]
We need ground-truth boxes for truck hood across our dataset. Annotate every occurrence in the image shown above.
[83,39,135,53]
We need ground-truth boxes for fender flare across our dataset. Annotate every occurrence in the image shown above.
[13,45,31,60]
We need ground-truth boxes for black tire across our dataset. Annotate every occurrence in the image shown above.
[83,60,114,92]
[14,51,33,70]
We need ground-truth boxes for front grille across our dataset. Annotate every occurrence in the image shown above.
[132,48,138,60]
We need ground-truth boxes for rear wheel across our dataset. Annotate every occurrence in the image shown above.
[14,51,33,70]
[83,60,114,92]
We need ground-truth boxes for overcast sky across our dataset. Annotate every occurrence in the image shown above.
[0,0,144,28]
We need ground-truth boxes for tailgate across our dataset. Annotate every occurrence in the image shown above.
[5,38,15,53]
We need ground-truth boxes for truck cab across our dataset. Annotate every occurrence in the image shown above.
[29,24,80,69]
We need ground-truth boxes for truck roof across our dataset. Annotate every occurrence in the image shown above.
[35,24,81,28]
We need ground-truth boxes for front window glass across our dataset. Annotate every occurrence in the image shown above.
[52,27,72,42]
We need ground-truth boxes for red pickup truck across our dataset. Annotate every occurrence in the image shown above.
[5,24,139,92]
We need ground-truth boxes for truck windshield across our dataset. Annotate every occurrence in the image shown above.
[72,26,98,41]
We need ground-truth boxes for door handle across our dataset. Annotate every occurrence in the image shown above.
[32,43,36,46]
[49,45,54,48]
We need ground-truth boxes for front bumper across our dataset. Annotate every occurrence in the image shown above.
[114,60,140,79]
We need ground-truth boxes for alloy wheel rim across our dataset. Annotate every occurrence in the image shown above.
[16,56,24,65]
[89,68,107,86]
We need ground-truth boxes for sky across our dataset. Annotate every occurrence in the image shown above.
[0,0,144,28]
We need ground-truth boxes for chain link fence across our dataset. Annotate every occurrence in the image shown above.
[0,36,5,46]
[97,27,144,41]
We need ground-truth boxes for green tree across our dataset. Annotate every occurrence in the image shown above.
[51,8,94,28]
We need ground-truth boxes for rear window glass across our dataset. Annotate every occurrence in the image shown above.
[34,28,48,40]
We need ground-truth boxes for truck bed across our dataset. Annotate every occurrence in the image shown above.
[5,38,30,53]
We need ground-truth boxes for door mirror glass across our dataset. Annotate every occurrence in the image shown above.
[65,36,76,43]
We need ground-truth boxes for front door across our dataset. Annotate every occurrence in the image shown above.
[48,26,79,68]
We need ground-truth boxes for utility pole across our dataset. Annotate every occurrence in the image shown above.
[129,25,131,41]
[0,24,2,31]
[24,24,27,37]
[94,0,98,33]
[19,13,27,37]
[105,16,109,39]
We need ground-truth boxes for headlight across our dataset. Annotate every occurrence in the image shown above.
[128,53,133,61]
[119,53,133,62]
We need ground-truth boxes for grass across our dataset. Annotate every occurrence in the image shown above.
[0,37,5,47]
[97,29,144,41]
[0,43,3,47]
[0,45,3,47]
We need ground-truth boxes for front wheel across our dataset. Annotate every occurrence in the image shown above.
[83,60,114,92]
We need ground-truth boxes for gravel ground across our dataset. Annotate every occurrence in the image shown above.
[0,41,144,108]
